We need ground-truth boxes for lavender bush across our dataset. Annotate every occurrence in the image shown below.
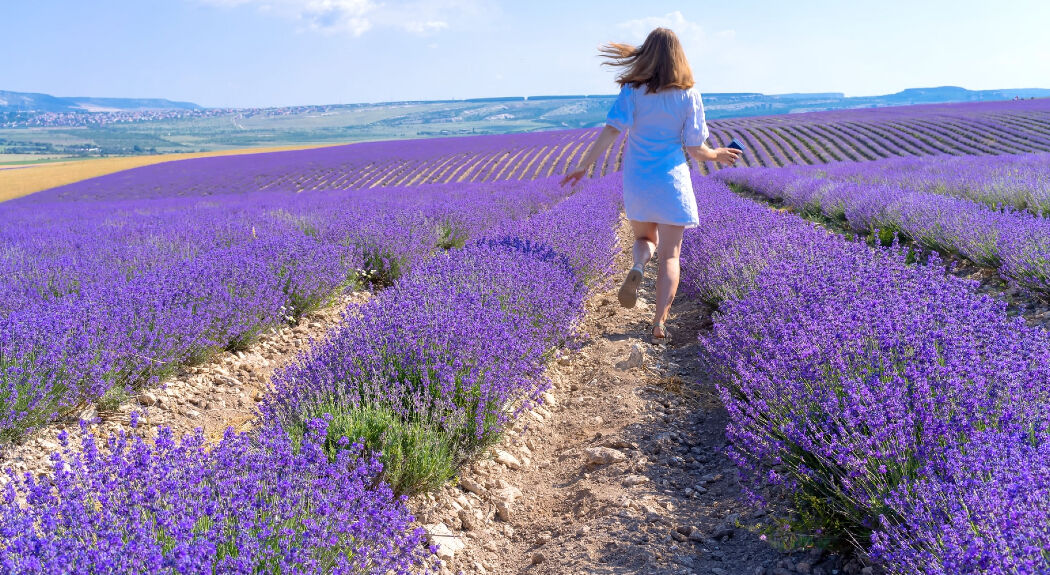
[680,176,1050,574]
[264,177,622,494]
[716,152,1050,299]
[0,420,430,574]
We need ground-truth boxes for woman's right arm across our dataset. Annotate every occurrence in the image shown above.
[560,124,621,185]
[687,143,742,166]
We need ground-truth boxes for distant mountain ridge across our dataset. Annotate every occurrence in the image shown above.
[2,86,1048,116]
[0,90,201,113]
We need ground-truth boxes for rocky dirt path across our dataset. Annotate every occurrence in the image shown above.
[0,290,370,483]
[415,221,873,575]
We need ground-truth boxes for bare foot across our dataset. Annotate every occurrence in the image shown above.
[618,268,643,308]
[652,321,667,340]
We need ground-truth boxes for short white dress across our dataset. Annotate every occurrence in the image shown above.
[605,84,709,227]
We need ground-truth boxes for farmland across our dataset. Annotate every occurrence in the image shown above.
[2,98,1050,574]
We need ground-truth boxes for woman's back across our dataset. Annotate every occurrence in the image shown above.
[606,84,708,174]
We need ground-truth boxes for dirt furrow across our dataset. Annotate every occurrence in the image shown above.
[0,290,370,483]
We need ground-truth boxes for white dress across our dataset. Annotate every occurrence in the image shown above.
[605,84,709,227]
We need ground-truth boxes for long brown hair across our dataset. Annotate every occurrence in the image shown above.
[599,27,694,93]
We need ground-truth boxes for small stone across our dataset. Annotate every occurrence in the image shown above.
[424,523,464,560]
[621,343,645,369]
[797,561,813,574]
[584,446,627,465]
[457,509,476,531]
[699,472,722,484]
[530,552,546,565]
[711,523,734,539]
[622,474,649,487]
[459,476,485,496]
[494,450,521,469]
[494,484,523,503]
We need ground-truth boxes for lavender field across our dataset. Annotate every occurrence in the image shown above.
[3,98,1050,573]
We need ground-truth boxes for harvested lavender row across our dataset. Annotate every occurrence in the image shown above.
[0,420,429,574]
[680,177,1050,574]
[0,178,571,438]
[715,154,1050,297]
[33,129,596,201]
[264,176,622,494]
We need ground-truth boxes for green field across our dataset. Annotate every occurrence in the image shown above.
[0,98,613,161]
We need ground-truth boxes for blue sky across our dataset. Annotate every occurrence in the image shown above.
[3,0,1049,108]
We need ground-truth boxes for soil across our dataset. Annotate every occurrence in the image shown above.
[412,219,876,575]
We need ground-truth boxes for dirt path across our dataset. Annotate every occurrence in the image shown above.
[415,220,869,575]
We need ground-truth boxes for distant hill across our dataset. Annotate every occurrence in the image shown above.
[0,90,201,113]
[2,85,1049,161]
[696,86,1050,118]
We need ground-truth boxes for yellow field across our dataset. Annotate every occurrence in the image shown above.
[0,143,349,203]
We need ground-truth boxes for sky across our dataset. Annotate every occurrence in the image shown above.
[3,0,1050,108]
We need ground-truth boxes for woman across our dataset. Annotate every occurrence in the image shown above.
[561,27,741,340]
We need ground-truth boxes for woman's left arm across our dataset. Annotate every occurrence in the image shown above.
[560,124,621,186]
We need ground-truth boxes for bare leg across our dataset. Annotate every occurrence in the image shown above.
[618,221,658,308]
[653,224,685,338]
[629,220,658,271]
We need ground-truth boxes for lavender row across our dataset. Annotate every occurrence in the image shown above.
[673,98,1050,174]
[714,154,1050,298]
[0,178,572,438]
[713,99,1050,168]
[263,176,622,494]
[785,151,1050,215]
[1,172,621,572]
[1,421,429,574]
[680,177,1050,574]
[28,129,596,203]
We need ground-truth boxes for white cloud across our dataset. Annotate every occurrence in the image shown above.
[616,11,734,53]
[196,0,481,37]
[618,11,702,41]
[402,20,448,34]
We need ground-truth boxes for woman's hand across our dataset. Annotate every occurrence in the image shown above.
[713,147,743,166]
[686,143,744,166]
[560,167,587,186]
[560,124,621,186]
